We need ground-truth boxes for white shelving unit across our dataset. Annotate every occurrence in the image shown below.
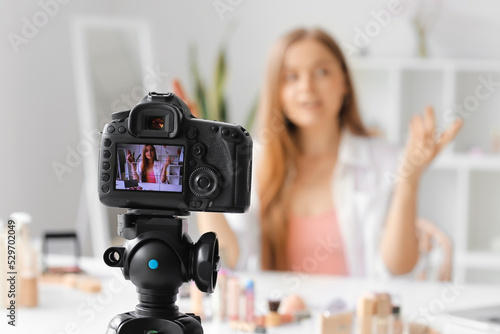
[150,150,184,185]
[349,57,500,284]
[163,163,182,185]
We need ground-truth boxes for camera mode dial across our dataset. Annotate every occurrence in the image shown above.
[188,167,219,198]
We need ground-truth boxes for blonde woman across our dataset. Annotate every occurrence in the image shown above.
[127,144,174,184]
[174,28,462,277]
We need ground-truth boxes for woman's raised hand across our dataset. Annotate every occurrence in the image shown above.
[126,150,134,165]
[172,78,201,118]
[165,155,174,165]
[400,106,463,182]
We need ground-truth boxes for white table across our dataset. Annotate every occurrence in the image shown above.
[4,257,500,334]
[115,180,182,192]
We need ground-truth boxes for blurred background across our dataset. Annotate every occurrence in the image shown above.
[1,0,500,284]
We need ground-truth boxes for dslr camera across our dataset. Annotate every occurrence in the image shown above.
[98,91,252,213]
[98,92,252,334]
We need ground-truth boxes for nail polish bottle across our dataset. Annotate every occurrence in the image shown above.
[392,305,404,334]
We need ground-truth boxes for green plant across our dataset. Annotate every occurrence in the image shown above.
[189,44,257,131]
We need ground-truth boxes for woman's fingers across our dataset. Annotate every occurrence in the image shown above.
[404,108,463,179]
[411,114,425,142]
[437,119,463,152]
[423,106,436,139]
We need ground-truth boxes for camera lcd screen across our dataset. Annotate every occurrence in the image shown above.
[115,144,184,193]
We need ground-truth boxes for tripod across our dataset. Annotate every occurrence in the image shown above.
[103,209,220,334]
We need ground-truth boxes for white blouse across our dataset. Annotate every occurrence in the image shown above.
[136,160,165,183]
[222,129,421,278]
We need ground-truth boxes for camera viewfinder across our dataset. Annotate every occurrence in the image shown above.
[147,116,165,130]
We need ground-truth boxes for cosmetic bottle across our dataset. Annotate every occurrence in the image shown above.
[320,311,353,334]
[356,294,375,334]
[227,276,241,321]
[211,269,228,322]
[13,212,39,308]
[392,305,404,334]
[245,280,255,323]
[373,293,393,334]
[190,281,205,319]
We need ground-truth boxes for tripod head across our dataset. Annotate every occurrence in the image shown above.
[103,209,220,334]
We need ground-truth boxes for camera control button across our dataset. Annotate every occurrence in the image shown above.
[221,128,230,136]
[102,185,110,193]
[189,167,219,198]
[103,150,111,159]
[102,174,110,182]
[186,127,198,139]
[191,143,205,157]
[198,177,210,188]
[103,162,111,170]
[231,132,239,139]
[104,138,112,147]
[189,201,202,208]
[118,126,126,133]
[189,160,197,167]
[210,125,219,133]
[107,126,116,133]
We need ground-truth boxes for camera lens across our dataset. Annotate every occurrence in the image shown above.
[146,116,165,130]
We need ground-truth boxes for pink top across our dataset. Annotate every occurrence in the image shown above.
[285,208,348,275]
[146,170,156,183]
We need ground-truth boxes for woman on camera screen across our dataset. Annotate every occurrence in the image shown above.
[127,144,174,184]
[176,27,462,277]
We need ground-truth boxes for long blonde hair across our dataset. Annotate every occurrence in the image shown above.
[140,144,158,182]
[256,28,370,271]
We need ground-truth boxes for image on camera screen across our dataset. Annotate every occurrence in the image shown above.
[115,143,184,192]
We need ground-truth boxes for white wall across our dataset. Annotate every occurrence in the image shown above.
[1,0,500,255]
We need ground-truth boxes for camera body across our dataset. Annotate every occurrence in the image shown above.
[98,92,252,213]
